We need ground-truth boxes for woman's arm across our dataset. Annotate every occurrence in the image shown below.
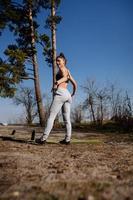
[68,70,77,96]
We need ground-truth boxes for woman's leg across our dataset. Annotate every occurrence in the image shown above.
[62,101,71,142]
[41,95,64,141]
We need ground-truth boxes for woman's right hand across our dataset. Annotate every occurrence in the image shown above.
[54,83,58,89]
[51,83,58,92]
[71,92,75,97]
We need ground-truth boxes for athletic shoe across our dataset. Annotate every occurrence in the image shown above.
[35,138,46,144]
[59,139,70,145]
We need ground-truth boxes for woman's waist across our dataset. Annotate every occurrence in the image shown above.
[57,86,69,92]
[55,86,70,95]
[58,82,68,88]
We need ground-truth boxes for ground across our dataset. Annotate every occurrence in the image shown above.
[0,126,133,200]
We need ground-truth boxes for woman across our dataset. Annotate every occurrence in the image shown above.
[36,53,77,145]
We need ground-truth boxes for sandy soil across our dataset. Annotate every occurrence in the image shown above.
[0,126,133,200]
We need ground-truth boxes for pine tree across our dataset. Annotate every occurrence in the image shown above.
[0,0,62,125]
[0,0,51,126]
[45,0,62,94]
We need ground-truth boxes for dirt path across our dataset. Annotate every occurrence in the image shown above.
[0,126,133,200]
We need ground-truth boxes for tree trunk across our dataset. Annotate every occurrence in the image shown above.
[90,103,96,123]
[29,5,45,126]
[51,0,60,126]
[89,96,96,123]
[51,0,57,96]
[100,99,103,124]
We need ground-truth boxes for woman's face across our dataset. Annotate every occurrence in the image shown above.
[56,57,65,69]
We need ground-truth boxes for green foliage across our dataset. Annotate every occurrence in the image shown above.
[0,44,28,97]
[34,0,61,10]
[0,61,19,98]
[0,0,62,97]
[39,33,52,66]
[45,15,62,29]
[0,0,50,97]
[0,0,11,34]
[4,45,27,64]
[0,0,54,59]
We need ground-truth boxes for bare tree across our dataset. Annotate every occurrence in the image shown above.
[81,78,133,132]
[71,103,83,124]
[104,83,133,131]
[13,87,38,125]
[108,83,123,120]
[82,79,111,124]
[82,79,97,123]
[96,88,109,124]
[123,91,132,118]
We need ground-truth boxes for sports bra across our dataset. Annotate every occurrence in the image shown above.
[56,69,70,83]
[56,72,63,81]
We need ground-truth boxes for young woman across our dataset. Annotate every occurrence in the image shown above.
[36,53,77,145]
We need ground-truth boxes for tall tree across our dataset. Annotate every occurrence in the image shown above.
[51,0,57,89]
[27,0,45,126]
[0,0,62,124]
[45,0,61,94]
[0,0,51,126]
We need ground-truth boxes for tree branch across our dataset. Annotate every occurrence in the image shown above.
[27,68,34,71]
[20,76,35,80]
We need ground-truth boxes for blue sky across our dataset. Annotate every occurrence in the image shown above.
[0,0,133,123]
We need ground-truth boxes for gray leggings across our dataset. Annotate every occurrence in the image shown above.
[42,87,72,142]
